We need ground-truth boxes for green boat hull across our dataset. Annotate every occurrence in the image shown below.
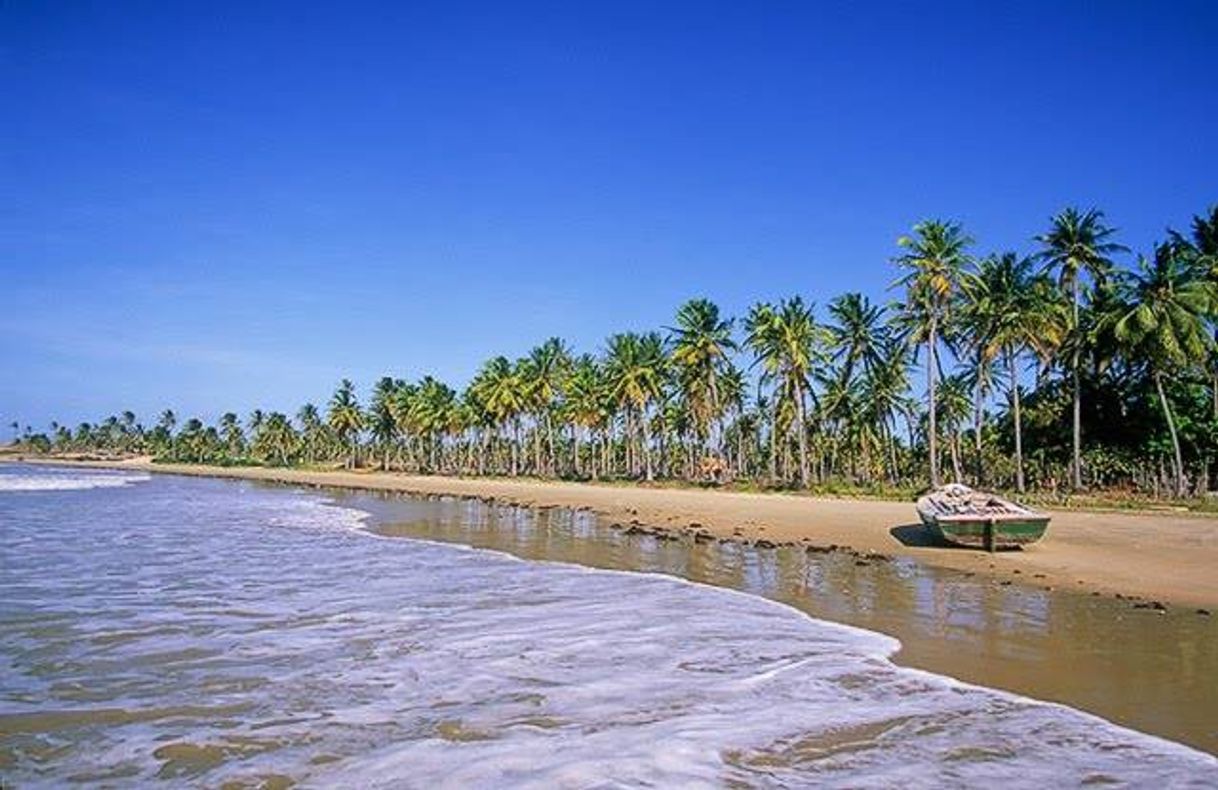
[929,516,1050,550]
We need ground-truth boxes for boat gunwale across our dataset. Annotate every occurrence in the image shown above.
[930,512,1049,523]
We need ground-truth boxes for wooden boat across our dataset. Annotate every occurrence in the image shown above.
[916,484,1050,551]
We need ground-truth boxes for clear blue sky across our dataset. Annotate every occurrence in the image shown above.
[4,1,1216,431]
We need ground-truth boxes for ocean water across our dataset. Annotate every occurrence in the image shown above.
[1,464,1215,788]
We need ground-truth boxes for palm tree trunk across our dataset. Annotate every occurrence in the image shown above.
[1071,280,1083,490]
[642,409,654,481]
[927,318,940,488]
[1008,350,1026,494]
[1210,366,1217,493]
[546,413,556,476]
[797,389,809,488]
[511,419,520,476]
[533,421,541,476]
[1154,372,1186,498]
[736,421,745,480]
[769,401,779,485]
[625,412,635,477]
[973,351,984,486]
[887,416,900,485]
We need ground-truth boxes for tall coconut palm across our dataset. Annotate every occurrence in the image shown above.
[668,299,736,458]
[296,403,323,465]
[744,297,822,487]
[254,412,298,466]
[523,338,572,475]
[564,354,608,478]
[469,357,528,475]
[1171,205,1218,276]
[219,412,245,457]
[718,362,747,476]
[936,374,974,483]
[327,379,364,469]
[1035,207,1126,489]
[893,219,973,487]
[368,377,400,470]
[1101,244,1217,496]
[858,338,914,484]
[965,253,1063,492]
[826,293,890,478]
[604,332,667,480]
[411,376,457,472]
[247,409,265,439]
[1171,205,1218,420]
[827,292,889,389]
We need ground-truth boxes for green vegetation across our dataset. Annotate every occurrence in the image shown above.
[16,205,1218,500]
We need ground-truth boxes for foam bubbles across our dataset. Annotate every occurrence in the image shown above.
[0,465,151,491]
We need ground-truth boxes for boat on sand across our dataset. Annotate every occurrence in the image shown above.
[916,484,1050,551]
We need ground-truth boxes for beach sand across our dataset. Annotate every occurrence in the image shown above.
[22,457,1218,610]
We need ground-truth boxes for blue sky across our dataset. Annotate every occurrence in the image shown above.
[4,1,1216,431]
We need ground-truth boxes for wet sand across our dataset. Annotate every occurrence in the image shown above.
[24,458,1218,609]
[346,491,1218,755]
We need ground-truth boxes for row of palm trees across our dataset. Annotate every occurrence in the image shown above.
[24,205,1218,498]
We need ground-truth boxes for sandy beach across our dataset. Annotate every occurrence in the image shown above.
[20,456,1218,610]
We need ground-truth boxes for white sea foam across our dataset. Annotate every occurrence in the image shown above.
[0,466,151,491]
[317,538,1218,789]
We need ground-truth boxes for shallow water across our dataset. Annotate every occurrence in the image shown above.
[1,465,1216,787]
[362,492,1218,756]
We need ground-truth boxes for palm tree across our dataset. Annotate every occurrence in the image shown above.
[1036,207,1126,489]
[411,376,456,471]
[827,292,889,388]
[604,332,667,480]
[219,412,245,457]
[523,338,572,475]
[469,357,528,475]
[893,219,973,487]
[1171,206,1218,421]
[858,338,914,484]
[327,379,364,469]
[296,403,324,465]
[178,418,205,462]
[965,253,1063,492]
[937,374,974,483]
[1171,205,1218,277]
[668,299,736,459]
[253,412,298,465]
[744,297,821,487]
[248,408,266,435]
[825,293,891,481]
[1101,244,1217,496]
[564,354,608,478]
[369,377,400,470]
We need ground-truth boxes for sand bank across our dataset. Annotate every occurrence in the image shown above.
[18,457,1218,610]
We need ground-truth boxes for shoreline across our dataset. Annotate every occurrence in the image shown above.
[348,486,1218,756]
[13,456,1218,610]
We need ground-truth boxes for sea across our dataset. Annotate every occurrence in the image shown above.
[1,463,1215,787]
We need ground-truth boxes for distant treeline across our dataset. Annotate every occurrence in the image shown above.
[15,205,1218,499]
